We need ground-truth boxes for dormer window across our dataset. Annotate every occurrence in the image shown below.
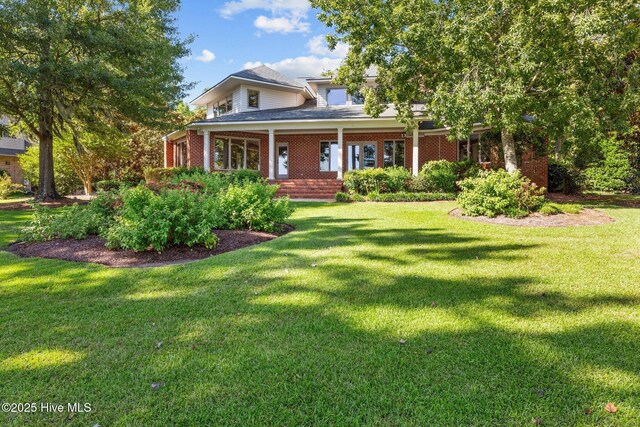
[326,88,347,106]
[248,89,260,108]
[327,88,365,106]
[213,95,233,116]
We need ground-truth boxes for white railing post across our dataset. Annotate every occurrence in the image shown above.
[337,127,344,180]
[203,131,210,172]
[412,127,419,176]
[268,128,275,180]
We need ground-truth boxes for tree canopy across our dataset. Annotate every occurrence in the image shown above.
[0,0,192,199]
[311,0,640,171]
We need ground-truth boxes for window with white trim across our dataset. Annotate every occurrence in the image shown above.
[319,141,339,171]
[347,143,376,170]
[213,95,233,116]
[248,89,260,108]
[383,140,405,167]
[214,137,259,170]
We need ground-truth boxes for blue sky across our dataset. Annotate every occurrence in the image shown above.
[175,0,347,103]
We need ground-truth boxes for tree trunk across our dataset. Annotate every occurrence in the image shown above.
[36,92,58,200]
[501,129,518,173]
[554,137,564,160]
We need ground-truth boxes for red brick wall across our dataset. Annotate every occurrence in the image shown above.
[187,130,204,167]
[165,142,174,168]
[520,149,549,189]
[420,135,458,167]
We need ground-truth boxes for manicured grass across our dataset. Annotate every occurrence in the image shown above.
[1,201,639,426]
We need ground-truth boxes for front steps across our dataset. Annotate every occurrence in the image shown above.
[270,179,343,199]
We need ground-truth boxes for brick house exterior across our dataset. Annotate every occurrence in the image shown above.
[165,66,548,197]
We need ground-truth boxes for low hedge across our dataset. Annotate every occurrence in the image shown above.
[335,191,455,203]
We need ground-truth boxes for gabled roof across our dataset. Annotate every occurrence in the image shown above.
[230,65,305,89]
[190,65,313,107]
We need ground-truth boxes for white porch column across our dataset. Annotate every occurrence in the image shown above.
[268,128,275,180]
[337,127,344,180]
[163,137,167,168]
[412,127,419,176]
[203,131,211,172]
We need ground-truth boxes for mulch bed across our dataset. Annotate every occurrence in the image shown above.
[0,197,89,211]
[449,208,614,227]
[7,226,293,268]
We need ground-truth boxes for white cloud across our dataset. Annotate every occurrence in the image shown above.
[194,49,216,63]
[220,0,311,34]
[244,56,344,79]
[307,35,348,58]
[254,15,310,33]
[219,0,310,18]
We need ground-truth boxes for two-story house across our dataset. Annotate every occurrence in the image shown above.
[164,65,547,198]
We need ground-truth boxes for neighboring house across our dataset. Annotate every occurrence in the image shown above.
[165,65,547,198]
[0,116,29,184]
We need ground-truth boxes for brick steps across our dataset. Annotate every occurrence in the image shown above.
[270,179,342,199]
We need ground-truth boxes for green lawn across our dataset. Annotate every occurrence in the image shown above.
[1,201,639,426]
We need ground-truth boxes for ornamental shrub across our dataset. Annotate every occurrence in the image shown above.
[581,136,638,192]
[0,174,12,199]
[457,169,545,218]
[26,203,105,242]
[335,192,351,202]
[344,167,412,195]
[415,160,458,193]
[105,186,221,252]
[216,183,294,232]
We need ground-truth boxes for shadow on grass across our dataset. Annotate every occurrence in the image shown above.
[0,206,638,425]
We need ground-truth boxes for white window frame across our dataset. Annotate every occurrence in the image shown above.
[174,139,187,167]
[247,89,260,109]
[383,140,406,167]
[213,136,260,171]
[319,140,339,172]
[346,142,377,170]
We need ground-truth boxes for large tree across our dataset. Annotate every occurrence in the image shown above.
[0,0,191,199]
[311,0,640,171]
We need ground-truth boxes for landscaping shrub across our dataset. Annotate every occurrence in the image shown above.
[548,161,582,194]
[457,169,545,218]
[581,136,638,192]
[366,192,456,202]
[24,175,294,252]
[105,186,221,252]
[26,203,106,242]
[416,160,458,193]
[95,179,128,192]
[412,160,481,193]
[539,202,582,215]
[335,192,351,202]
[344,168,394,195]
[216,183,293,232]
[0,174,12,199]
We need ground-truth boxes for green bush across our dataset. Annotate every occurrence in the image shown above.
[366,192,456,202]
[0,174,12,199]
[105,186,221,252]
[335,192,351,202]
[539,202,582,215]
[457,169,546,218]
[343,167,412,195]
[412,160,481,193]
[95,180,127,192]
[581,136,638,192]
[417,160,458,193]
[26,203,105,242]
[216,183,294,232]
[548,161,582,194]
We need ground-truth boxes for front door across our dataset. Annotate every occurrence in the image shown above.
[276,143,289,178]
